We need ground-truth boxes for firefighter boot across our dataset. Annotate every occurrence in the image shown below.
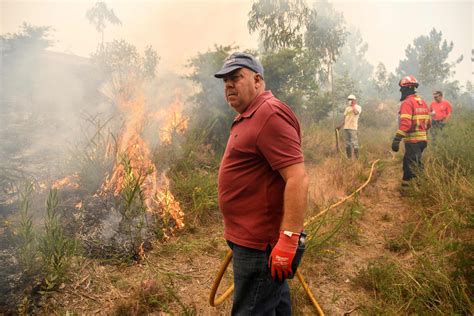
[354,148,359,159]
[399,180,410,197]
[345,146,352,159]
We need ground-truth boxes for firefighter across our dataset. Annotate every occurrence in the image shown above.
[391,75,431,187]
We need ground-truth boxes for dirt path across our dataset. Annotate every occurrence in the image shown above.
[300,159,413,315]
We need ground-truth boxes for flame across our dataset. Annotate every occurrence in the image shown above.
[157,89,188,145]
[52,173,80,189]
[100,91,185,233]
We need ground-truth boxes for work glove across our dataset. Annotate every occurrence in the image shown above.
[269,231,299,282]
[391,135,402,152]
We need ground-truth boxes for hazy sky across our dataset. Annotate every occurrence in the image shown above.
[1,0,472,85]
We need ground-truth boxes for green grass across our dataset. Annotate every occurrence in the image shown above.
[39,189,77,291]
[354,111,474,315]
[354,254,472,314]
[17,182,36,272]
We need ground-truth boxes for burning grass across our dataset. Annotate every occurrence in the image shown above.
[154,119,221,229]
[100,94,184,230]
[0,81,194,312]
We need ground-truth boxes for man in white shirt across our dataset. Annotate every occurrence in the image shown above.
[336,94,362,159]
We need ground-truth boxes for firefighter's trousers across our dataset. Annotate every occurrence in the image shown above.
[403,141,427,181]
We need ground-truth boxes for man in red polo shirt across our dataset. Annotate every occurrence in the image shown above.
[430,90,453,130]
[215,52,308,315]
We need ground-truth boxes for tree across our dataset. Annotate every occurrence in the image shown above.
[143,46,159,80]
[0,23,53,56]
[247,1,350,122]
[333,28,373,99]
[86,1,122,50]
[186,45,236,152]
[471,49,474,75]
[373,63,391,97]
[305,1,347,84]
[396,28,463,98]
[248,0,309,51]
[92,39,159,100]
[458,80,473,109]
[333,72,361,110]
[305,0,347,126]
[0,23,55,111]
[261,48,315,114]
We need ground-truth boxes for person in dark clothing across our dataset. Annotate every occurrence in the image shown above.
[391,75,431,187]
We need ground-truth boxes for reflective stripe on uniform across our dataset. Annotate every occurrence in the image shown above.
[405,131,428,141]
[412,114,431,120]
[397,130,407,137]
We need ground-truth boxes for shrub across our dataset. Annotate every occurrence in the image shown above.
[428,111,474,175]
[68,114,116,193]
[16,182,36,272]
[114,155,149,258]
[38,189,77,291]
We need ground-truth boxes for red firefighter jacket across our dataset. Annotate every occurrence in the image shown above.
[397,94,431,143]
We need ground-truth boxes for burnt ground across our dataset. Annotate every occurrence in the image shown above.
[0,158,414,315]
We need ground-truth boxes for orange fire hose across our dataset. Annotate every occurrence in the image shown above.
[209,250,325,315]
[335,128,342,154]
[209,250,234,307]
[209,160,380,314]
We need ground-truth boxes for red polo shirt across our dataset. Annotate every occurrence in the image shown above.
[218,91,304,250]
[430,100,452,121]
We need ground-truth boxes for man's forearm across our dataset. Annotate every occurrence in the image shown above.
[280,174,308,233]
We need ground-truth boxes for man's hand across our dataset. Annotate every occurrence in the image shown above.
[391,135,402,152]
[269,231,299,281]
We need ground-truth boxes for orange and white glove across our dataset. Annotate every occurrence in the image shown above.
[269,231,300,281]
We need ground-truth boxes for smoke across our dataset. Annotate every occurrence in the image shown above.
[0,34,194,309]
[0,50,103,184]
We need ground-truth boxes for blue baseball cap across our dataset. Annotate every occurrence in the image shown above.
[214,52,264,78]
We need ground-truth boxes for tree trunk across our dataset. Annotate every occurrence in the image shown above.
[101,31,105,52]
[330,62,335,129]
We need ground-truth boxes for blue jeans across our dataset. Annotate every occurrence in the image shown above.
[228,241,292,315]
